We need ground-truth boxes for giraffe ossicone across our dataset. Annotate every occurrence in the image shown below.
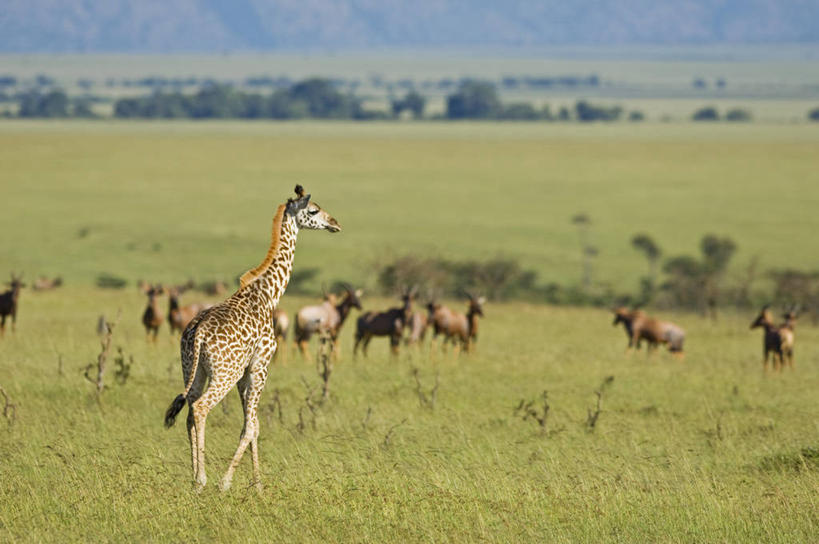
[164,185,340,492]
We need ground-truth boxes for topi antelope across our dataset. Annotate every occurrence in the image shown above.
[354,286,416,357]
[294,284,362,360]
[750,305,795,372]
[405,308,430,347]
[272,309,289,363]
[612,307,685,357]
[0,273,25,336]
[428,292,485,353]
[141,284,165,342]
[168,285,212,335]
[32,276,62,291]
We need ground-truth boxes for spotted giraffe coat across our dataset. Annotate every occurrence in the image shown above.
[177,208,298,411]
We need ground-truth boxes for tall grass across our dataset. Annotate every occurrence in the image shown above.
[0,289,817,541]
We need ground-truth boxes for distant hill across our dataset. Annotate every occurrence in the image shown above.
[2,0,818,52]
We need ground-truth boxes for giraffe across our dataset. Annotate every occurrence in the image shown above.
[164,185,341,492]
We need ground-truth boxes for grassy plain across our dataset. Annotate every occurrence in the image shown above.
[1,121,819,294]
[0,289,817,542]
[0,121,818,541]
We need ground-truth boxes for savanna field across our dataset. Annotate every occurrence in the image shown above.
[1,121,818,542]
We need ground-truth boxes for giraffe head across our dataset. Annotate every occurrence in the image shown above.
[287,185,341,233]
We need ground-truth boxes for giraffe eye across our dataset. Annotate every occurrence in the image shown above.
[308,209,319,215]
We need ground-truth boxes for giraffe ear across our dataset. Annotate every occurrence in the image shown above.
[287,194,311,214]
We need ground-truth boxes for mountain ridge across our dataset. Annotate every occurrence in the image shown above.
[2,0,818,52]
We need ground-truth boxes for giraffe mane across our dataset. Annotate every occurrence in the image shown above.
[239,203,287,289]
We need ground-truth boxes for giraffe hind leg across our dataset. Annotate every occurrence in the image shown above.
[191,370,236,491]
[221,346,272,492]
[185,370,207,487]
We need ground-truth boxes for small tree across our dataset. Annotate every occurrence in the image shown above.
[700,234,737,319]
[660,234,736,317]
[572,214,596,291]
[631,234,662,302]
[446,81,501,119]
[807,107,819,122]
[692,106,719,121]
[392,90,426,119]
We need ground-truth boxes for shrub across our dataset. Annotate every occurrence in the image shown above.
[725,108,752,122]
[692,106,719,121]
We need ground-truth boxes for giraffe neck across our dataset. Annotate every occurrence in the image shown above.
[251,214,299,311]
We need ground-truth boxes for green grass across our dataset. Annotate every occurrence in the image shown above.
[1,121,818,295]
[0,289,817,542]
[0,121,818,541]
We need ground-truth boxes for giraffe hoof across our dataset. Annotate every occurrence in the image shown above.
[219,477,232,492]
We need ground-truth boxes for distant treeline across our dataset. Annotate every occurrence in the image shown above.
[5,78,819,122]
[0,72,601,93]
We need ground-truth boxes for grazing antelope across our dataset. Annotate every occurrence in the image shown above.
[405,309,430,347]
[750,305,795,372]
[272,309,289,363]
[612,307,685,357]
[294,284,363,360]
[32,276,62,291]
[141,284,165,342]
[168,286,212,334]
[163,185,340,492]
[199,280,228,296]
[428,293,486,353]
[0,274,25,336]
[354,286,416,357]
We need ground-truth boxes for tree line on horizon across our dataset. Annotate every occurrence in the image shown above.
[6,78,812,122]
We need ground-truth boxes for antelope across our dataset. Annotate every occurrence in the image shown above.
[294,284,363,360]
[32,276,62,291]
[428,293,485,353]
[199,280,228,296]
[750,305,794,371]
[0,273,25,336]
[612,307,685,357]
[405,309,430,347]
[272,309,289,363]
[354,286,416,357]
[168,285,211,334]
[141,284,164,342]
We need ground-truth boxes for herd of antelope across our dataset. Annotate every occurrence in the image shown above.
[0,271,803,373]
[135,280,487,360]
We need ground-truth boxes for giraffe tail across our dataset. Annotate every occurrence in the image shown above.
[164,333,203,429]
[164,395,186,428]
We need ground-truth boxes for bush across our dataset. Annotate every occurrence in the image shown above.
[96,274,128,289]
[692,106,719,121]
[808,107,819,122]
[575,100,622,122]
[725,108,752,122]
[628,111,645,122]
[377,255,538,301]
